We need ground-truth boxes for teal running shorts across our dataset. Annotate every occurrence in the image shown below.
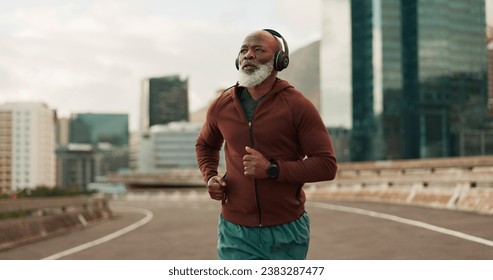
[217,212,310,260]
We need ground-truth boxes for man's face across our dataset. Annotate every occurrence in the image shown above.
[237,32,277,87]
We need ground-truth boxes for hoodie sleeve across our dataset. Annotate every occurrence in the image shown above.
[277,92,338,183]
[195,98,224,183]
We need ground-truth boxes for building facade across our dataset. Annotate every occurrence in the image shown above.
[55,142,129,189]
[0,102,56,192]
[345,0,488,161]
[137,122,218,172]
[320,0,353,129]
[70,113,129,147]
[56,144,95,189]
[488,39,493,114]
[56,113,130,188]
[140,75,189,132]
[0,110,12,193]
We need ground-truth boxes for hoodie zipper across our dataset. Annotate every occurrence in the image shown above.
[248,119,263,227]
[237,85,274,228]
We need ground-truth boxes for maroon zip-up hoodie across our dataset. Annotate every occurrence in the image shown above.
[196,79,337,227]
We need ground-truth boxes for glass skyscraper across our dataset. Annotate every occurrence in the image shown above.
[349,0,488,161]
[140,75,189,132]
[59,113,130,188]
[70,113,129,147]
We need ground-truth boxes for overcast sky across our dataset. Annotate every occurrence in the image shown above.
[0,0,491,131]
[0,0,323,131]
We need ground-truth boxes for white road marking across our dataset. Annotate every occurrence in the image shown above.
[41,207,154,260]
[310,201,493,248]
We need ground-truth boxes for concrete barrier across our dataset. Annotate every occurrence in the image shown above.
[0,195,112,251]
[109,156,493,214]
[306,155,493,215]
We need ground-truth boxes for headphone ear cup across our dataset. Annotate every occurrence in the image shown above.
[274,51,289,71]
[235,57,239,70]
[273,51,280,71]
[280,53,289,71]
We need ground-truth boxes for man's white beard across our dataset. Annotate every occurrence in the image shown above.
[237,60,274,87]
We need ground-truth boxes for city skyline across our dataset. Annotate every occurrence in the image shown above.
[0,0,325,131]
[0,0,491,132]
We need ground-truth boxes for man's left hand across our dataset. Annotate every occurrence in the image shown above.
[243,146,269,178]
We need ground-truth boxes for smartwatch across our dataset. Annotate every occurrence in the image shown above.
[267,160,279,179]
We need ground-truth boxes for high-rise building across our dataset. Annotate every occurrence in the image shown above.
[137,121,205,172]
[0,110,12,193]
[140,75,189,131]
[0,102,56,192]
[56,143,95,189]
[70,113,129,147]
[56,117,70,146]
[321,0,488,161]
[70,113,129,176]
[129,131,139,170]
[488,38,493,114]
[320,0,352,128]
[54,113,130,189]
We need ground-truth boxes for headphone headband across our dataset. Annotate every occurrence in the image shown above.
[262,29,289,54]
[262,29,289,71]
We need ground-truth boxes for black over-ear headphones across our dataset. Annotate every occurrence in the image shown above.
[235,28,290,72]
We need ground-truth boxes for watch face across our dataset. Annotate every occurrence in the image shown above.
[268,163,278,178]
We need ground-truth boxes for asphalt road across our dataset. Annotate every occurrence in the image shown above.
[1,190,493,260]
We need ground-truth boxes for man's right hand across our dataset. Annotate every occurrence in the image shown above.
[207,175,226,201]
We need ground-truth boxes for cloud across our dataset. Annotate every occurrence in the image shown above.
[0,2,226,126]
[274,0,322,47]
[1,0,490,132]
